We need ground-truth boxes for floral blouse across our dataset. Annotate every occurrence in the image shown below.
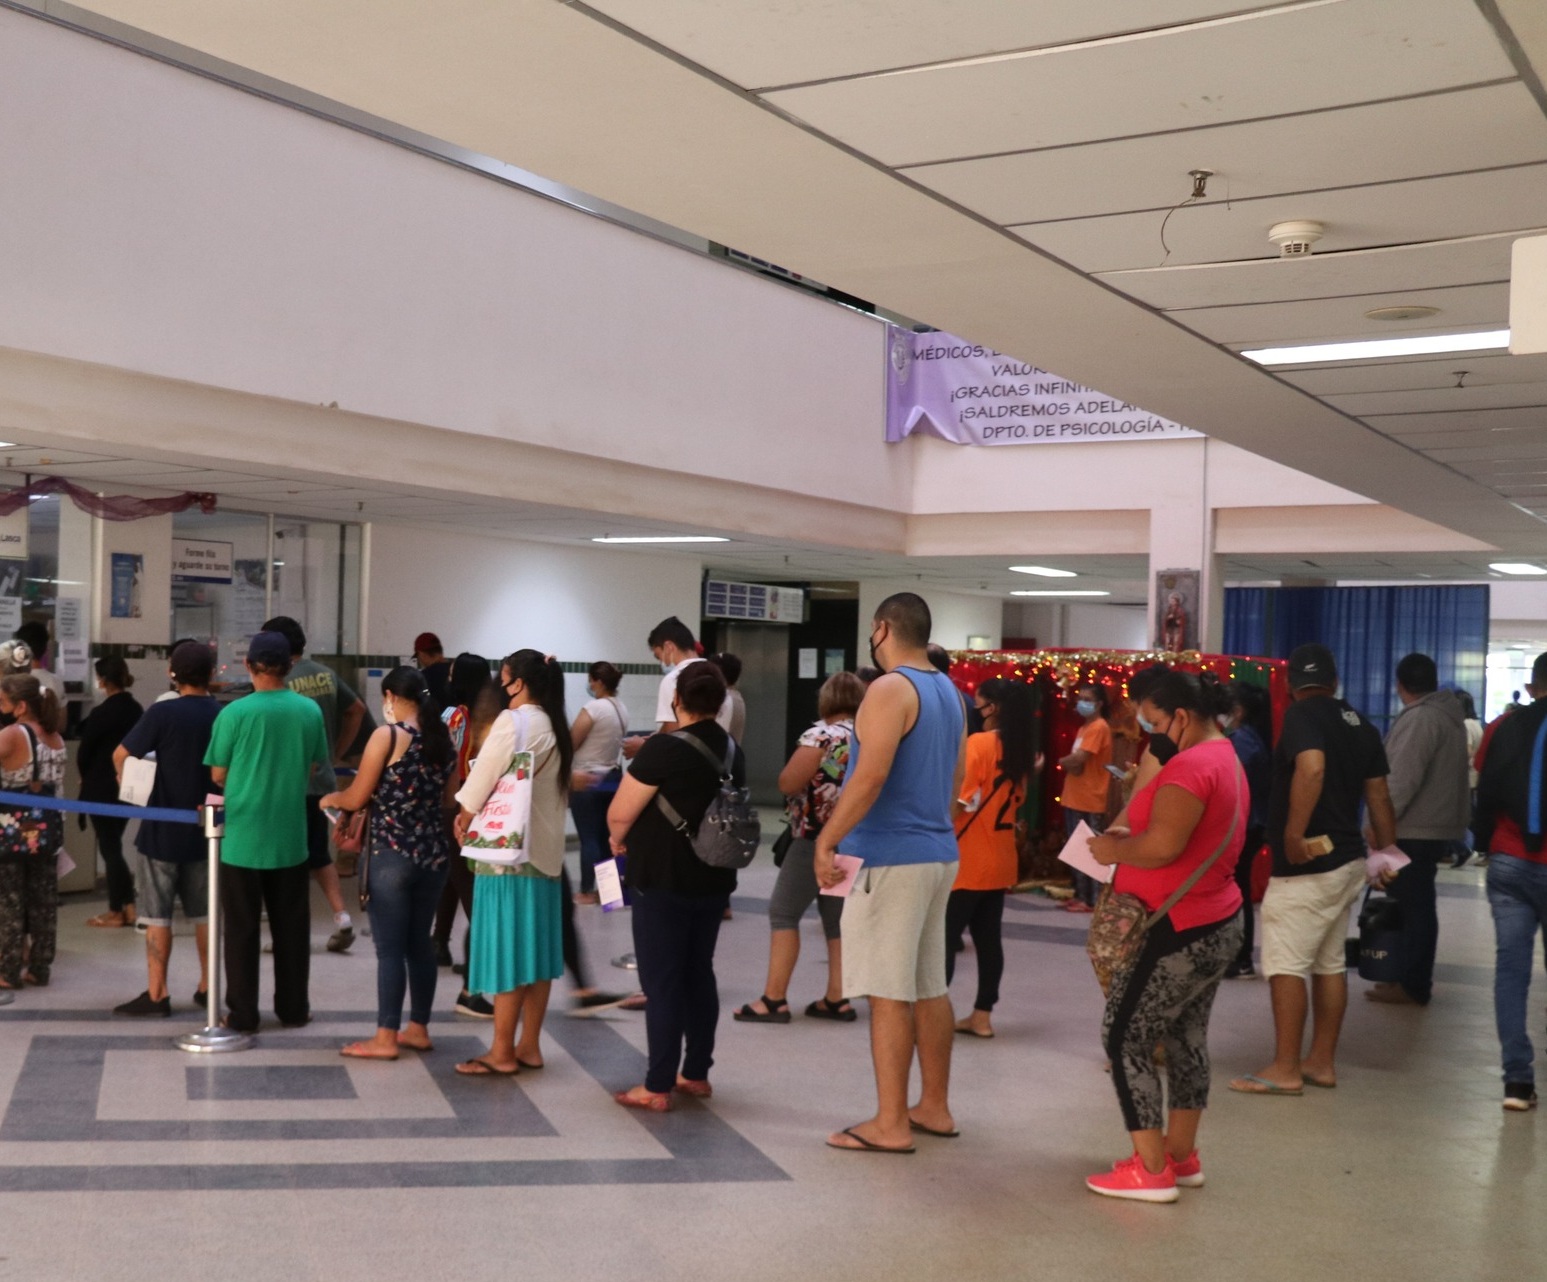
[369,725,454,870]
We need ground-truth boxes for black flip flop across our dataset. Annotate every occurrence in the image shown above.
[806,998,858,1022]
[909,1119,960,1139]
[827,1126,915,1155]
[733,996,791,1024]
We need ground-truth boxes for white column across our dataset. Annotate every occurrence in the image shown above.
[1146,438,1222,653]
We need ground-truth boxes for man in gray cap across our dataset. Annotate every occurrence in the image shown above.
[1230,643,1395,1097]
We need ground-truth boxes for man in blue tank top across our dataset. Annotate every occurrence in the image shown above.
[816,593,966,1153]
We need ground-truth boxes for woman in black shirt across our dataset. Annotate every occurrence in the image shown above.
[608,662,745,1111]
[79,656,143,928]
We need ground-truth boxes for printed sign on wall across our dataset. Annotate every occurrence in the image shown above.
[170,539,234,585]
[0,508,28,562]
[885,326,1203,447]
[110,553,143,619]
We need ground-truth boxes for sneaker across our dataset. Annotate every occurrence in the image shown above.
[327,926,355,953]
[1085,1153,1179,1203]
[1168,1150,1205,1188]
[570,991,628,1017]
[1504,1082,1538,1112]
[455,991,495,1019]
[434,941,454,968]
[114,991,172,1017]
[1223,961,1257,980]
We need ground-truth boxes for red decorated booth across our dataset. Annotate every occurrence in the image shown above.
[948,648,1288,885]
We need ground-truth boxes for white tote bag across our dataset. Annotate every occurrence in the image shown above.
[118,755,157,807]
[460,709,535,866]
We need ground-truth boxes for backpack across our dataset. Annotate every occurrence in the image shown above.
[654,731,761,870]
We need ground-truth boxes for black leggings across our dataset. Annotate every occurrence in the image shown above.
[92,815,135,912]
[1233,826,1264,966]
[945,889,1006,1012]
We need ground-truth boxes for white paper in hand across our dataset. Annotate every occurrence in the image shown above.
[595,857,626,911]
[118,756,157,807]
[1365,846,1411,883]
[1057,820,1114,885]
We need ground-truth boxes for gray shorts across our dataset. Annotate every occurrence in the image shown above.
[768,836,844,940]
[139,858,209,928]
[840,861,957,1003]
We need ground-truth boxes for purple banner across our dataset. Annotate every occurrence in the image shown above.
[885,326,1201,446]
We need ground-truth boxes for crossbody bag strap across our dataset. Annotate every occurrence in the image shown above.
[22,724,40,792]
[954,775,1006,841]
[1142,760,1245,930]
[654,730,727,834]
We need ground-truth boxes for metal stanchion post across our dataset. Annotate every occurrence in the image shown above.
[176,803,253,1053]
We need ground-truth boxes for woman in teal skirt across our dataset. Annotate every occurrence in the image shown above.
[451,650,572,1076]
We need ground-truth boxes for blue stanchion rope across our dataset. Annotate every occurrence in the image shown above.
[0,790,203,825]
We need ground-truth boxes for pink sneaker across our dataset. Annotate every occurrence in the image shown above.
[1085,1153,1179,1203]
[1168,1150,1205,1188]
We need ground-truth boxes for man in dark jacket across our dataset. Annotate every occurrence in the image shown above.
[1475,651,1547,1111]
[1369,654,1470,1006]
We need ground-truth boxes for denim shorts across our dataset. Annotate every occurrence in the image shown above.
[139,858,209,927]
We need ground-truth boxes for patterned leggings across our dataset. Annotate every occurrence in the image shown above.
[0,856,59,986]
[1102,910,1243,1132]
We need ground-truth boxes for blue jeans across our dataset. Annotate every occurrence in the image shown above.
[366,848,450,1030]
[1486,854,1547,1085]
[568,785,615,894]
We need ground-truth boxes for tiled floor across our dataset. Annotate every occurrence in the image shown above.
[0,858,1541,1281]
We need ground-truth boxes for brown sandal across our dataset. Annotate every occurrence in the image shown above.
[85,911,129,928]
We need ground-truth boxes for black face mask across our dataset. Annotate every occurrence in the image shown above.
[868,629,884,672]
[1149,732,1179,765]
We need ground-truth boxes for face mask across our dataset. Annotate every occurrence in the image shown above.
[868,628,885,673]
[1075,699,1096,719]
[1149,733,1179,765]
[1136,714,1157,734]
[1216,713,1232,730]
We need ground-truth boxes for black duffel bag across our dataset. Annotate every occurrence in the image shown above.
[1346,889,1405,983]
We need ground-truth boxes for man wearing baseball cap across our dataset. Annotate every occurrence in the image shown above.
[205,631,330,1032]
[1230,643,1396,1097]
[413,632,451,713]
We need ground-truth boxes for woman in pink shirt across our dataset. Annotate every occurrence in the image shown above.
[1084,671,1246,1203]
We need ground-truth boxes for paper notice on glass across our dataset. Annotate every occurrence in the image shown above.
[1366,846,1411,883]
[1057,820,1114,885]
[819,853,864,898]
[798,648,819,679]
[58,640,89,682]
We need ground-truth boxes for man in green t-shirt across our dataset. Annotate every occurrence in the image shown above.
[206,631,330,1032]
[262,616,365,953]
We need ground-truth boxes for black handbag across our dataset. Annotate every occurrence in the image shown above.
[771,825,794,867]
[1346,889,1405,983]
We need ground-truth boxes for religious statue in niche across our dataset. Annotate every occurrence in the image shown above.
[1154,569,1199,652]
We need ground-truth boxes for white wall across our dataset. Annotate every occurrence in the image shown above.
[365,523,701,728]
[857,579,1003,652]
[1003,601,1148,650]
[0,10,905,515]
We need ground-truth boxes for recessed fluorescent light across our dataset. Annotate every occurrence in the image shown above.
[1241,329,1509,366]
[592,535,729,544]
[1008,565,1078,578]
[1010,590,1111,597]
[1489,562,1547,575]
[0,442,15,449]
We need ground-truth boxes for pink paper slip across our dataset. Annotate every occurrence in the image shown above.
[820,854,864,898]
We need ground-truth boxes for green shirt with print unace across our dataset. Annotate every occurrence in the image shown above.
[205,689,330,869]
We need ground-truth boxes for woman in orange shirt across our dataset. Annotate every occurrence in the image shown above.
[1060,682,1114,911]
[947,678,1038,1039]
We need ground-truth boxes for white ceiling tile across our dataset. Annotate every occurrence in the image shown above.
[909,83,1547,227]
[1325,383,1547,416]
[1173,281,1508,346]
[1279,351,1547,394]
[1017,164,1547,273]
[763,0,1514,165]
[584,0,1266,89]
[1104,231,1532,311]
[1367,405,1547,436]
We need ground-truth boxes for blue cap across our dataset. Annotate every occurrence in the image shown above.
[246,631,292,669]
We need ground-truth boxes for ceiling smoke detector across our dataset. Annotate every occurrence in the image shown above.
[1268,220,1325,257]
[1364,305,1441,322]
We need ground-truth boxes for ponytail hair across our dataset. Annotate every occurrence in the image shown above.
[381,665,452,770]
[1144,670,1233,721]
[979,677,1037,789]
[1,675,60,735]
[502,649,573,782]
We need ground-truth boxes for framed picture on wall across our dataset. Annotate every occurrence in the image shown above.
[1155,569,1199,652]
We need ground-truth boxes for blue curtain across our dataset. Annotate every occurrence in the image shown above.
[1224,585,1489,731]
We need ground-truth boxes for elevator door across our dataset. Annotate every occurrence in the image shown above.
[716,623,789,806]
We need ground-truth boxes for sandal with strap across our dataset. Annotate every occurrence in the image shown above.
[806,998,858,1022]
[733,996,791,1024]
